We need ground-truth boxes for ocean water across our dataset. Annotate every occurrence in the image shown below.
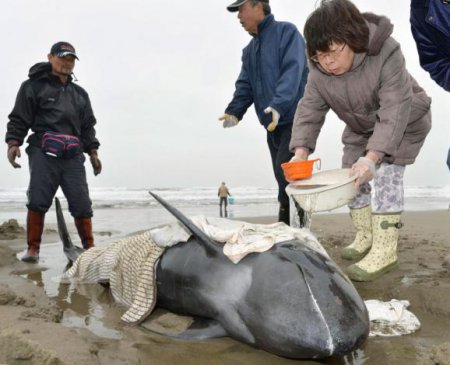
[1,185,449,238]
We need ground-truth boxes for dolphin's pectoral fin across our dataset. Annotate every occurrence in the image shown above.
[141,309,227,340]
[172,317,227,340]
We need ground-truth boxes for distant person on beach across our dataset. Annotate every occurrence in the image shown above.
[218,182,231,217]
[5,41,102,263]
[219,0,308,225]
[410,0,450,264]
[289,0,432,281]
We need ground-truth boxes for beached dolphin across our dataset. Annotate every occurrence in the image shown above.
[55,194,369,359]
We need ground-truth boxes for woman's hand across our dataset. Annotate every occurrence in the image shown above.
[351,156,377,187]
[290,147,309,162]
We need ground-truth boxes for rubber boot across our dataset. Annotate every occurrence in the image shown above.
[341,206,372,260]
[74,218,95,249]
[347,213,402,282]
[21,210,45,263]
[278,204,290,225]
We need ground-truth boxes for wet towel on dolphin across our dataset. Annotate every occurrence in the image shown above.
[151,216,328,263]
[60,216,328,325]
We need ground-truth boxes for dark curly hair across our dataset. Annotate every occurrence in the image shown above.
[304,0,369,60]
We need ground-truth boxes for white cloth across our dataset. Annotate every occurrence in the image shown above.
[149,216,328,264]
[365,299,421,337]
[60,231,165,325]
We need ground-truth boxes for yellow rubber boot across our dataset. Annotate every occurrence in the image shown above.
[347,213,402,282]
[341,206,372,260]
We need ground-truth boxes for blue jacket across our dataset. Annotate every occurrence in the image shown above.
[410,0,450,91]
[225,14,308,128]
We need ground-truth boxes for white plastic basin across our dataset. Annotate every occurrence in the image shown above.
[285,168,357,212]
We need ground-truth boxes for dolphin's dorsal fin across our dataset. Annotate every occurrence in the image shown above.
[148,191,218,256]
[55,197,73,248]
[55,197,84,263]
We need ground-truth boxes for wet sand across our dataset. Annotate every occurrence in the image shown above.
[1,210,450,365]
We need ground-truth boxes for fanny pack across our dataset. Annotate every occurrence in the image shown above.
[41,132,81,159]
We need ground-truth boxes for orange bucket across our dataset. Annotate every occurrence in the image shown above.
[281,158,321,181]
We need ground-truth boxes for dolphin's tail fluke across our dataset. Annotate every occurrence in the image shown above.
[55,197,85,263]
[148,191,218,256]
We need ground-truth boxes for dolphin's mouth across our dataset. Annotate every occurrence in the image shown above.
[295,261,335,356]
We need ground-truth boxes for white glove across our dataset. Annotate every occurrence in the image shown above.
[264,106,280,132]
[351,157,377,187]
[218,114,239,128]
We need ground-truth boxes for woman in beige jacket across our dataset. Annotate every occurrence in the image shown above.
[289,0,431,281]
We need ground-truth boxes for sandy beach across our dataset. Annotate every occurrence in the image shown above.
[1,209,450,365]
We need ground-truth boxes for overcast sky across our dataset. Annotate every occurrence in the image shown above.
[1,0,448,190]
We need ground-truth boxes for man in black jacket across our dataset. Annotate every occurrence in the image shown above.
[5,41,102,263]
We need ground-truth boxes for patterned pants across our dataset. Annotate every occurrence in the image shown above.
[348,163,405,213]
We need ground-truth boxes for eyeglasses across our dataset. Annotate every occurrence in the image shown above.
[311,43,346,63]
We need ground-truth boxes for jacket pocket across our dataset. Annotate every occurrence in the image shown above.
[426,1,450,38]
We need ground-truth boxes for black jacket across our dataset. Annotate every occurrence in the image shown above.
[5,62,100,152]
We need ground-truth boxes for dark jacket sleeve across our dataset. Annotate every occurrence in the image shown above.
[225,48,254,120]
[410,0,450,91]
[79,91,100,153]
[270,25,307,117]
[447,147,450,170]
[5,82,36,145]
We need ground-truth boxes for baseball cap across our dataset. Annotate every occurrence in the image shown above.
[227,0,269,12]
[50,41,79,60]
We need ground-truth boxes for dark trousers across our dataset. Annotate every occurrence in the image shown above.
[219,197,228,217]
[26,145,93,218]
[267,124,294,207]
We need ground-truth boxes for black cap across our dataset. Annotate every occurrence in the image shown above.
[50,41,79,60]
[227,0,268,12]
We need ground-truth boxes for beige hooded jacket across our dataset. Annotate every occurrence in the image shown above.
[289,13,431,167]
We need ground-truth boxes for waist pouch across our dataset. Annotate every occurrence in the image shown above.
[41,132,81,159]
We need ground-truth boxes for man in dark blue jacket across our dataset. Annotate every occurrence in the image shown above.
[410,0,450,263]
[410,0,450,91]
[5,41,102,263]
[220,0,308,225]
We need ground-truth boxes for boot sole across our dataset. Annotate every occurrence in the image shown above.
[341,246,371,261]
[21,256,39,264]
[346,260,398,282]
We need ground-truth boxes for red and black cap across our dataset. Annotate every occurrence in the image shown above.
[50,41,79,60]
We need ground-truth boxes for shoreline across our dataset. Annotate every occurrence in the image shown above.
[1,209,450,364]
